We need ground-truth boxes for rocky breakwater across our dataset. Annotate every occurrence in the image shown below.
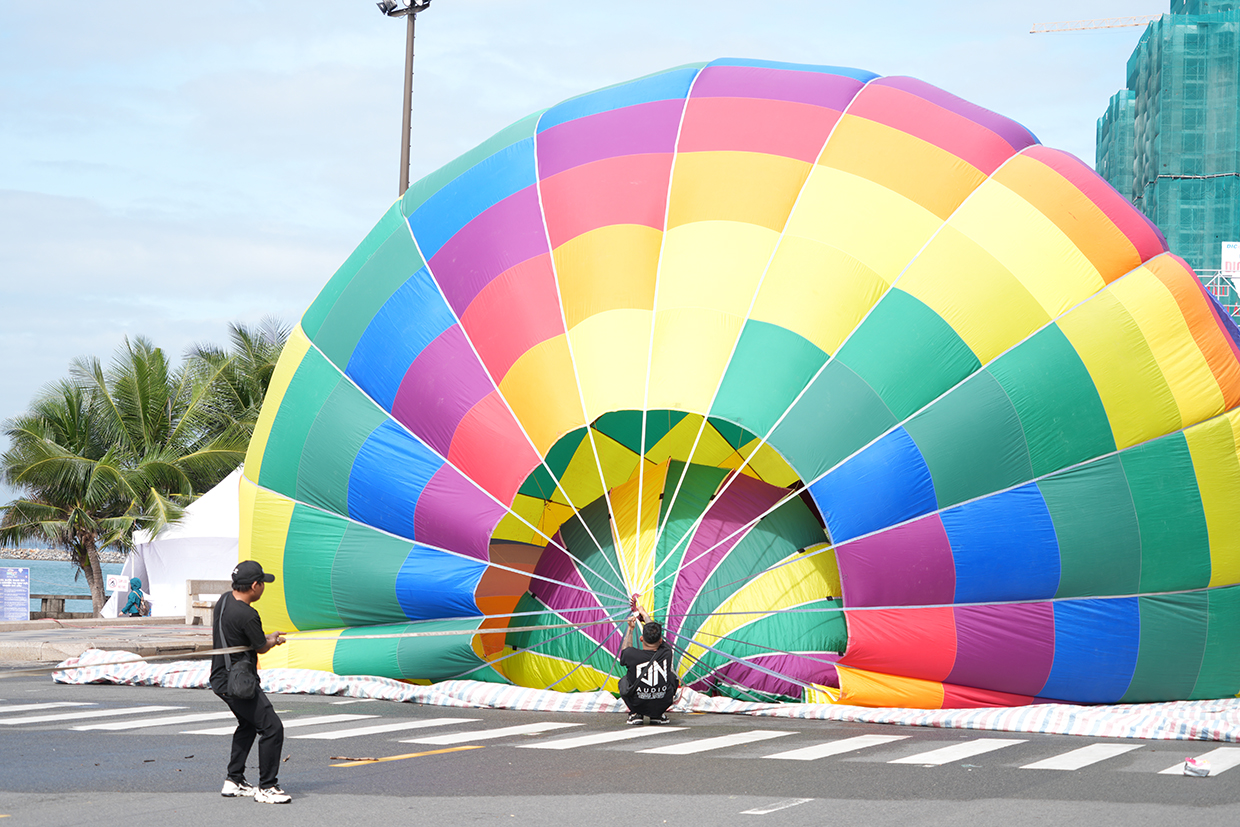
[3,548,126,565]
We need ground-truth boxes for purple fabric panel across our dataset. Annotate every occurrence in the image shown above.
[875,76,1039,152]
[429,186,549,316]
[666,474,789,634]
[691,64,865,111]
[413,464,506,560]
[688,653,841,697]
[946,602,1056,696]
[836,514,956,608]
[536,99,683,179]
[392,326,492,456]
[530,533,616,651]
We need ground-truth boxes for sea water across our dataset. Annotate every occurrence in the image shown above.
[0,557,124,614]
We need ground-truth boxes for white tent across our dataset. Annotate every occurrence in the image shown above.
[102,467,242,618]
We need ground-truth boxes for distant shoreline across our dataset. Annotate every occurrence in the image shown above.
[0,548,126,565]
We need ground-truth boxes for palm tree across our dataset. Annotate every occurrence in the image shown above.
[1,337,250,614]
[186,317,290,440]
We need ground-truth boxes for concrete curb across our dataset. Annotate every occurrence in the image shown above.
[0,618,213,666]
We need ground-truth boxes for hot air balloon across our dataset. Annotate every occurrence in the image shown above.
[245,58,1240,709]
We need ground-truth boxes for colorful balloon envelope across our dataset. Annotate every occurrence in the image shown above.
[244,58,1240,708]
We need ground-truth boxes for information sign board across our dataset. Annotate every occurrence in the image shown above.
[1,567,31,622]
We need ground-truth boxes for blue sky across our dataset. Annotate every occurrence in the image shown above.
[0,0,1161,496]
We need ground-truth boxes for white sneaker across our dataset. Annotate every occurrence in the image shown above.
[220,779,256,797]
[255,785,291,804]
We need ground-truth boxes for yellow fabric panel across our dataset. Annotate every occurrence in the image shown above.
[493,495,545,545]
[538,500,577,540]
[245,326,313,480]
[239,476,297,633]
[665,151,811,231]
[1058,290,1182,449]
[784,166,943,286]
[669,420,746,469]
[948,178,1106,318]
[499,649,619,693]
[258,629,341,672]
[555,224,660,328]
[802,543,841,595]
[498,334,586,456]
[804,683,840,704]
[835,664,946,708]
[899,226,1052,363]
[568,309,651,422]
[609,461,669,601]
[1109,269,1226,429]
[1186,411,1240,587]
[680,551,836,669]
[647,308,744,414]
[550,435,607,508]
[751,234,887,355]
[736,438,801,487]
[589,429,644,494]
[820,116,986,220]
[642,412,704,464]
[718,448,764,482]
[658,221,780,316]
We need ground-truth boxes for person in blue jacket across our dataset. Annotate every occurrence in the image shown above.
[122,578,146,617]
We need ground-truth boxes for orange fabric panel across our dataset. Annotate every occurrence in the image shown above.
[836,664,946,708]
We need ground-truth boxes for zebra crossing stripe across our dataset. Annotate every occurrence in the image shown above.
[74,712,237,731]
[740,798,814,815]
[517,727,688,750]
[639,730,793,756]
[0,702,93,716]
[292,718,482,740]
[1158,747,1240,776]
[1021,743,1141,770]
[183,713,379,735]
[402,722,581,745]
[0,706,183,726]
[889,738,1026,765]
[764,733,911,761]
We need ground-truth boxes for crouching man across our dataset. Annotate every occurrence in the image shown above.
[617,606,678,725]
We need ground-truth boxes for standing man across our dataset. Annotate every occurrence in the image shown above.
[617,606,678,725]
[211,560,290,804]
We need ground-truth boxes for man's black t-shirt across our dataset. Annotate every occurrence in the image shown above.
[618,642,677,703]
[210,592,267,695]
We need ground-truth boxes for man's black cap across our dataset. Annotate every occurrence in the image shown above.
[232,560,275,588]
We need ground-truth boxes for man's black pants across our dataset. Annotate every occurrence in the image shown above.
[218,689,284,788]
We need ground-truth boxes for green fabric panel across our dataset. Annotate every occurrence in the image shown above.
[1120,433,1212,593]
[707,417,759,452]
[332,625,401,679]
[505,593,624,688]
[302,203,407,340]
[400,112,543,216]
[989,325,1117,477]
[645,410,689,452]
[594,410,643,454]
[518,464,558,500]
[653,463,731,617]
[331,522,414,627]
[282,504,347,631]
[679,497,827,644]
[395,618,489,682]
[546,428,587,479]
[710,321,828,437]
[836,288,983,420]
[1040,455,1141,597]
[257,348,343,498]
[904,371,1034,509]
[767,358,897,482]
[559,498,627,607]
[1121,593,1208,703]
[294,380,387,514]
[312,225,424,368]
[1190,585,1240,699]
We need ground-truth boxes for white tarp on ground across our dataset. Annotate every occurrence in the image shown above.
[52,649,1240,743]
[101,468,242,618]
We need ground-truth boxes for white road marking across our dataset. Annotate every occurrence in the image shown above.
[1021,743,1141,770]
[764,733,911,761]
[889,738,1026,765]
[402,722,581,744]
[0,706,183,725]
[293,718,481,740]
[1158,747,1240,775]
[518,727,688,749]
[741,798,814,815]
[638,730,793,756]
[0,702,93,715]
[183,713,378,735]
[74,711,237,731]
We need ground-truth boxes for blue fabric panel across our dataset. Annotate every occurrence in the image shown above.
[942,484,1061,603]
[346,266,456,411]
[347,419,443,540]
[1038,597,1140,703]
[807,427,937,545]
[394,544,487,621]
[407,137,537,259]
[707,57,878,82]
[536,66,700,132]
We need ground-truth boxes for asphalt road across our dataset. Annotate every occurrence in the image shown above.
[0,673,1236,826]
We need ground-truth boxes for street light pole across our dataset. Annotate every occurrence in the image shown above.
[377,0,431,196]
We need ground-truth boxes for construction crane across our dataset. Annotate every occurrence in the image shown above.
[1030,15,1161,33]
